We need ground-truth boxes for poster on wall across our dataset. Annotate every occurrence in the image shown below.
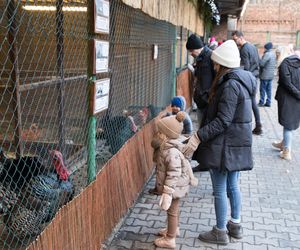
[94,0,109,34]
[93,39,109,74]
[92,78,110,114]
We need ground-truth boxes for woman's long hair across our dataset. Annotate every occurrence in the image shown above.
[208,64,231,103]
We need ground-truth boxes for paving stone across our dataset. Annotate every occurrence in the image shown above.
[123,232,149,242]
[242,215,264,224]
[187,218,209,226]
[109,239,133,249]
[128,213,147,220]
[263,218,285,225]
[218,242,243,250]
[121,226,141,234]
[243,243,268,250]
[268,246,293,250]
[184,230,200,238]
[288,232,300,241]
[266,231,289,240]
[133,218,154,227]
[279,239,300,248]
[147,214,166,222]
[243,228,266,237]
[255,236,280,247]
[133,241,156,249]
[139,226,159,235]
[176,237,195,247]
[276,225,299,234]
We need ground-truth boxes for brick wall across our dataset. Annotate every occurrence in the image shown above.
[238,0,300,48]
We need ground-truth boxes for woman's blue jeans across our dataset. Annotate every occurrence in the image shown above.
[283,128,293,150]
[210,169,241,229]
[259,79,272,105]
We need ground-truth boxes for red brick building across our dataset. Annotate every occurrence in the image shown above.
[238,0,300,48]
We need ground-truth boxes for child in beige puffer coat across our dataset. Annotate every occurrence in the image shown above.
[151,112,198,249]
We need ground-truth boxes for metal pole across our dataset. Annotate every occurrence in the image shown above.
[87,0,96,183]
[56,0,66,156]
[172,27,177,98]
[7,0,23,157]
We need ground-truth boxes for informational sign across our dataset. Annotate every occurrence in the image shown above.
[92,78,110,114]
[94,39,109,73]
[153,44,158,60]
[94,0,109,34]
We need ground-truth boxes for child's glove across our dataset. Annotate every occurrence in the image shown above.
[159,193,172,211]
[182,133,201,158]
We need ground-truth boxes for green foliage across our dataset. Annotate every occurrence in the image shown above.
[188,0,220,34]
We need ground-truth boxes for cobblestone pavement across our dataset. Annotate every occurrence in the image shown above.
[105,84,300,250]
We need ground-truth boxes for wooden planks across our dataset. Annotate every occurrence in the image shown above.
[28,118,157,250]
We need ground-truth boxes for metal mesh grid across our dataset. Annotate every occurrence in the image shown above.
[0,0,175,248]
[95,0,175,158]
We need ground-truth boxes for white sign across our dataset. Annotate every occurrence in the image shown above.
[95,40,109,73]
[95,0,109,34]
[153,44,158,60]
[93,78,110,114]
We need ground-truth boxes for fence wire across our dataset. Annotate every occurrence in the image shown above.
[0,0,175,248]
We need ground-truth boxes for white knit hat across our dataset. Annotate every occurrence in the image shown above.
[211,40,240,68]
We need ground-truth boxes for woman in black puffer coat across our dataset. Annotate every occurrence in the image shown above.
[182,40,256,245]
[272,51,300,160]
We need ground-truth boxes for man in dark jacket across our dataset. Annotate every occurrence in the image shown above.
[186,34,215,172]
[232,31,263,135]
[259,42,277,107]
[272,48,300,160]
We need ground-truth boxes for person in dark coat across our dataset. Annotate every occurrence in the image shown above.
[272,49,300,160]
[259,42,277,107]
[182,40,255,245]
[186,34,215,172]
[232,30,263,135]
[186,34,215,126]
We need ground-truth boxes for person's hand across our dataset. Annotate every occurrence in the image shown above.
[187,63,195,73]
[159,193,172,211]
[182,133,201,158]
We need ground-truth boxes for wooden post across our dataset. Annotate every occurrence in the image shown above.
[56,0,66,156]
[7,0,23,157]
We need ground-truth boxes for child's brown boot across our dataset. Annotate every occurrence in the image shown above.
[154,236,176,249]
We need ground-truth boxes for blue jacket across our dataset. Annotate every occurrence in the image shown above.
[259,49,277,80]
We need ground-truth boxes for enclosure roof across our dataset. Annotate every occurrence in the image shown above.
[215,0,246,17]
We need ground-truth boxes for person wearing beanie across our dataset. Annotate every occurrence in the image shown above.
[169,96,193,135]
[148,96,193,196]
[232,30,263,135]
[182,40,256,245]
[258,42,276,107]
[264,42,273,50]
[186,34,215,172]
[151,112,198,249]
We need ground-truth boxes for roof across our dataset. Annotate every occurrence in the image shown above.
[215,0,246,17]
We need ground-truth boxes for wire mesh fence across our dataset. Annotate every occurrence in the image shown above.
[0,0,175,248]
